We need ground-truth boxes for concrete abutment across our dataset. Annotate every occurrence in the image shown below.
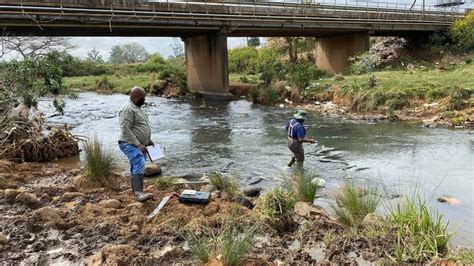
[183,32,233,100]
[315,32,370,74]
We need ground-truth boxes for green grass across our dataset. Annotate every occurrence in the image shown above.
[331,181,381,227]
[65,73,155,94]
[257,188,296,222]
[388,195,452,262]
[306,62,474,112]
[82,136,117,182]
[154,176,176,189]
[208,172,240,198]
[185,223,255,266]
[289,170,321,202]
[229,74,259,84]
[450,248,474,264]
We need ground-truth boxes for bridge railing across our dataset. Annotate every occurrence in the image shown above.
[148,0,465,16]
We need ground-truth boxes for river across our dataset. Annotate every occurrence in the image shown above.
[39,92,474,246]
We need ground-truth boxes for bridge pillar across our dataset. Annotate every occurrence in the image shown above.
[315,33,370,74]
[183,32,233,100]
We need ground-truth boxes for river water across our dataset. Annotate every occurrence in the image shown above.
[39,92,473,246]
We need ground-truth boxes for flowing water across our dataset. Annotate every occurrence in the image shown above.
[39,92,474,246]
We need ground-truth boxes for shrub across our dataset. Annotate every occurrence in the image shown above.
[446,86,472,111]
[451,11,474,51]
[288,63,326,90]
[209,172,240,198]
[251,85,280,105]
[331,182,380,227]
[289,170,321,202]
[389,196,452,262]
[82,137,117,182]
[228,47,258,74]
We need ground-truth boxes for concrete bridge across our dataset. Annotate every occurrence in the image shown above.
[0,0,463,99]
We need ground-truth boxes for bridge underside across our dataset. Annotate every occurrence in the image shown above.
[0,1,457,99]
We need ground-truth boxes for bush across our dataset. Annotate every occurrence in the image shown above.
[389,196,452,262]
[451,11,474,51]
[288,63,326,90]
[331,182,380,227]
[446,86,472,111]
[82,137,117,182]
[251,85,280,105]
[228,47,258,74]
[289,170,321,202]
[255,47,280,73]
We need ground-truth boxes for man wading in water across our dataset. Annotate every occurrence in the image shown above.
[286,110,316,167]
[118,86,154,202]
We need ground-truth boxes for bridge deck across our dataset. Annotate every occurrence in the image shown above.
[0,0,462,37]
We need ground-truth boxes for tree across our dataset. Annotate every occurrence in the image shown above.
[109,45,124,64]
[87,47,103,62]
[170,38,184,57]
[267,37,315,63]
[109,43,149,64]
[247,37,261,47]
[0,32,73,61]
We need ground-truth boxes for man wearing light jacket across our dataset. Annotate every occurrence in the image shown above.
[118,86,154,202]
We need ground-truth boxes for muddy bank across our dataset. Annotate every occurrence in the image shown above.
[0,160,419,265]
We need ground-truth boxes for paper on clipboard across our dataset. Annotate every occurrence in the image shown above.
[146,145,165,162]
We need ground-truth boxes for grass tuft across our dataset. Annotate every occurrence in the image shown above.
[389,195,452,262]
[154,176,176,189]
[289,170,321,202]
[185,223,255,266]
[82,136,117,182]
[257,188,296,226]
[209,172,240,198]
[331,181,380,227]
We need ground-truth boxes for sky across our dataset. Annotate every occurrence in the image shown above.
[69,37,250,60]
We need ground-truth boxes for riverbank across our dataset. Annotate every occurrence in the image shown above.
[1,160,472,265]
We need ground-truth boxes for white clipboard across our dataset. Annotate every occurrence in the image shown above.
[146,145,165,162]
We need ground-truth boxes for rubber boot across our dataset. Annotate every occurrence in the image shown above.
[131,174,154,202]
[287,157,296,167]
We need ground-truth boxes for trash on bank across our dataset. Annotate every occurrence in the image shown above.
[178,190,211,205]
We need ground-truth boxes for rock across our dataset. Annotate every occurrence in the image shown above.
[32,207,65,228]
[249,178,265,186]
[125,202,143,211]
[39,193,53,204]
[62,192,85,201]
[4,189,19,202]
[242,186,262,197]
[98,199,121,209]
[233,195,254,209]
[64,201,81,210]
[306,246,325,262]
[362,213,383,228]
[0,189,4,199]
[437,196,461,206]
[16,192,41,209]
[294,202,324,218]
[200,184,217,193]
[0,233,8,246]
[144,164,162,177]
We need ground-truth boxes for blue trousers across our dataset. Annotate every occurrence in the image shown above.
[119,142,146,175]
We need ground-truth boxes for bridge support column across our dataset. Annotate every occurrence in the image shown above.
[315,33,370,74]
[184,32,232,100]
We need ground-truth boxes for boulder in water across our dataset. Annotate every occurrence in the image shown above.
[234,195,254,209]
[242,186,262,197]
